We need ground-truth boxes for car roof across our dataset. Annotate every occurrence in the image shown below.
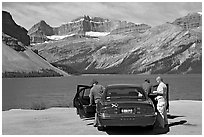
[106,84,142,88]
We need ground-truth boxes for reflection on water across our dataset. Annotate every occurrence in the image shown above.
[2,74,202,110]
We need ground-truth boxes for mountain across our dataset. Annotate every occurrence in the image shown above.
[2,11,30,46]
[30,12,202,74]
[28,15,151,43]
[28,20,54,43]
[172,12,202,29]
[2,11,69,77]
[2,33,69,77]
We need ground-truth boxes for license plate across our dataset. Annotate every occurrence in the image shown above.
[121,108,133,113]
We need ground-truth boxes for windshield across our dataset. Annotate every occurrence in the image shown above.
[105,87,146,99]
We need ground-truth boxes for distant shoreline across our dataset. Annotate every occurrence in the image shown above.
[2,99,202,112]
[2,73,202,78]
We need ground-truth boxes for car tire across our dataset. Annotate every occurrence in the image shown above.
[97,125,106,131]
[78,109,85,118]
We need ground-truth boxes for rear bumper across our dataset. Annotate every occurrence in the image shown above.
[98,113,157,127]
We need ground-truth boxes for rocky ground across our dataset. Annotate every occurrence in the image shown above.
[2,100,202,135]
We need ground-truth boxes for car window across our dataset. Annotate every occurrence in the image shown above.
[84,88,91,98]
[79,89,84,98]
[106,87,145,99]
[79,88,91,98]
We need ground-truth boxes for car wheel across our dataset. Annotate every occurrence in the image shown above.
[78,109,85,118]
[97,125,106,131]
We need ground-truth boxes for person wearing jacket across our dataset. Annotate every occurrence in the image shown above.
[89,79,105,127]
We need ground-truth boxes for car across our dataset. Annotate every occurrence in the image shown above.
[73,83,169,131]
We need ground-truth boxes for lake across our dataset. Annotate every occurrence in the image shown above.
[2,74,202,111]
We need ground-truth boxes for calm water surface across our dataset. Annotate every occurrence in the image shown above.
[2,74,202,111]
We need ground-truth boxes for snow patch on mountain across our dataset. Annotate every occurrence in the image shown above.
[101,46,107,50]
[85,31,110,37]
[197,12,202,15]
[68,18,84,24]
[90,20,109,24]
[47,34,75,40]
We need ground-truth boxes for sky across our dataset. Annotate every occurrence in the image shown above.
[2,2,202,30]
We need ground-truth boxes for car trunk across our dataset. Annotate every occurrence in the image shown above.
[99,100,155,115]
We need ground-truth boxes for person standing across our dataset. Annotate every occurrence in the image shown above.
[89,79,105,127]
[142,79,152,95]
[153,76,168,128]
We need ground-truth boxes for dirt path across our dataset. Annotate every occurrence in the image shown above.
[2,100,202,135]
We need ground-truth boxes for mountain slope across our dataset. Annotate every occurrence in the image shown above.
[2,11,30,46]
[2,11,69,77]
[2,41,69,76]
[172,12,202,29]
[31,12,202,74]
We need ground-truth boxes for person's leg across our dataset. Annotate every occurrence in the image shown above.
[157,103,165,128]
[94,113,97,126]
[164,105,168,126]
[94,101,99,126]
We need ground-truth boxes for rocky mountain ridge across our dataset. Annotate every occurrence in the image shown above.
[2,10,202,75]
[172,12,202,30]
[28,15,151,43]
[28,20,52,43]
[31,12,202,74]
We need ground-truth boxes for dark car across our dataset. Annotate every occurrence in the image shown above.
[73,84,169,131]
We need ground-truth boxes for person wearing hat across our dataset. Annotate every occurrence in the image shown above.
[142,79,152,95]
[89,79,105,127]
[153,76,168,128]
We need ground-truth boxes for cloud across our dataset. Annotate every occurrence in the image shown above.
[2,2,202,30]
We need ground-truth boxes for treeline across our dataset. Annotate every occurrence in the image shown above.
[2,69,63,78]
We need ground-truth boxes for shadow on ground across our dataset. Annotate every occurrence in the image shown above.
[84,114,188,135]
[167,114,188,127]
[167,114,185,119]
[169,120,187,127]
[104,126,169,135]
[83,117,95,121]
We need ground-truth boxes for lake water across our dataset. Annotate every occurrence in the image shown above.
[2,74,202,111]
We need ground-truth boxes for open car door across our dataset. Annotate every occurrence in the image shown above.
[149,84,169,112]
[73,85,96,118]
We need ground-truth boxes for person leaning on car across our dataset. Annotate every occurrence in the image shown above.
[89,79,105,127]
[153,76,168,128]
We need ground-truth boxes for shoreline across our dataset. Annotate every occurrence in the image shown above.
[2,73,202,78]
[2,99,202,112]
